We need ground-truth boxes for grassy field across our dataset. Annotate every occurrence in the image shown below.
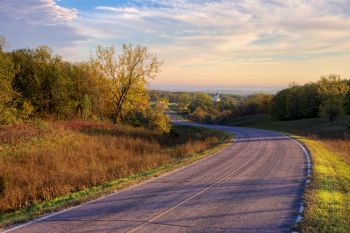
[230,114,350,233]
[0,121,232,227]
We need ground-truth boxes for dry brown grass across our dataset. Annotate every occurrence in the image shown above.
[0,121,226,214]
[319,139,350,164]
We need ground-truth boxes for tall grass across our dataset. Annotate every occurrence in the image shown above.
[0,121,228,214]
[320,139,350,164]
[299,138,350,233]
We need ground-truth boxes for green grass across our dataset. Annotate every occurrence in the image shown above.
[0,125,232,230]
[229,114,350,139]
[229,114,350,233]
[299,138,350,233]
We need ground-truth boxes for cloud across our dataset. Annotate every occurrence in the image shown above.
[88,0,350,66]
[0,0,87,58]
[0,0,349,85]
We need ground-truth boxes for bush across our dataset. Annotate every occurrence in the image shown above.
[0,106,17,124]
[145,107,171,133]
[190,107,208,123]
[123,105,171,133]
[20,100,34,119]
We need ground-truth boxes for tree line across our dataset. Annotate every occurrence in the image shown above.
[168,74,350,124]
[0,36,170,132]
[1,35,349,128]
[160,91,272,124]
[272,74,349,122]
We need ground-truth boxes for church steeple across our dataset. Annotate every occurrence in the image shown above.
[213,91,221,102]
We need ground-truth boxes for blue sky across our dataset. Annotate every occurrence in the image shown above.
[59,0,161,10]
[0,0,349,88]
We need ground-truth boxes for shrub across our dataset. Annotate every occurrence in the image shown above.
[0,106,17,124]
[123,103,171,133]
[20,100,34,119]
[190,107,208,123]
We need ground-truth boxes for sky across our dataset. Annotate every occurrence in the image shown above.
[0,0,349,90]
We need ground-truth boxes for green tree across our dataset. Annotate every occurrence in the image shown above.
[241,94,273,116]
[188,93,213,112]
[10,46,74,118]
[11,48,43,110]
[177,93,190,111]
[317,74,349,123]
[271,89,288,120]
[0,38,18,124]
[218,95,238,111]
[271,83,320,120]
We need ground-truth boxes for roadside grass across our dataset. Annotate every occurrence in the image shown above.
[298,137,350,233]
[229,114,350,138]
[0,121,232,229]
[229,114,350,233]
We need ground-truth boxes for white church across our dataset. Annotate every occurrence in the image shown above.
[212,92,221,103]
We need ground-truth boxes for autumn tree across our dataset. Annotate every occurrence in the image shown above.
[92,44,162,123]
[317,74,349,123]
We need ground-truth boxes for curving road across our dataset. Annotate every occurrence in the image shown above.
[5,124,307,233]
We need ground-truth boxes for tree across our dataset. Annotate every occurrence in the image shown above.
[218,95,238,111]
[177,93,190,111]
[0,38,18,123]
[146,97,171,132]
[66,62,112,119]
[10,46,68,116]
[241,94,273,116]
[92,44,162,123]
[123,97,171,133]
[317,74,349,123]
[188,93,213,112]
[271,89,288,120]
[190,107,208,123]
[271,83,320,120]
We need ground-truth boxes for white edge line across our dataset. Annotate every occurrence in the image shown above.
[286,135,312,228]
[179,124,312,229]
[2,127,235,233]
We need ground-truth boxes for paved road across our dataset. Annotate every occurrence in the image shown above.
[6,124,307,233]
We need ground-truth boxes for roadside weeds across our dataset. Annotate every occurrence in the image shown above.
[0,126,233,231]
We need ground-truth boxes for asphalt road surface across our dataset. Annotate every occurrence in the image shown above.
[6,123,307,233]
